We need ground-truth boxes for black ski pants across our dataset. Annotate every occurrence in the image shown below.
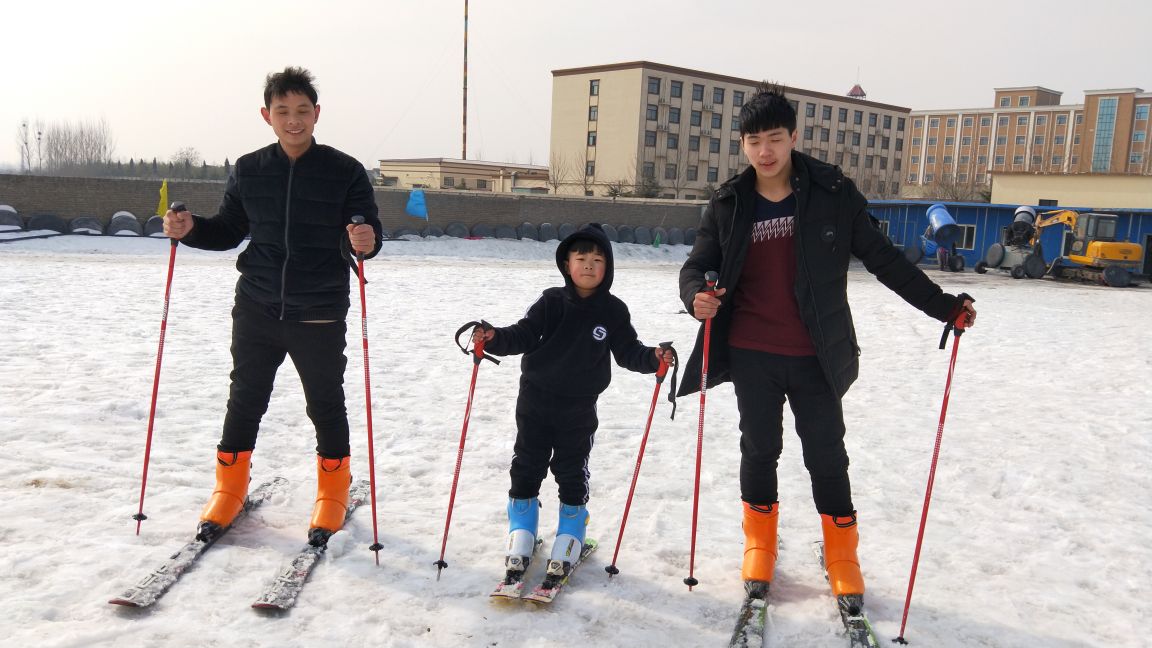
[508,382,598,506]
[218,298,350,458]
[729,347,853,516]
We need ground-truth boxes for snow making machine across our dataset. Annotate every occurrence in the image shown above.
[975,206,1047,279]
[903,204,966,272]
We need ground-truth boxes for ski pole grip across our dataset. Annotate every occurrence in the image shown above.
[656,341,673,378]
[169,201,187,213]
[703,270,719,294]
[350,215,366,261]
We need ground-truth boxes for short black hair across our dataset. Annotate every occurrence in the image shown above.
[263,66,318,108]
[739,82,796,136]
[568,238,604,256]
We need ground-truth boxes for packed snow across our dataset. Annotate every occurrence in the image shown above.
[0,234,1147,647]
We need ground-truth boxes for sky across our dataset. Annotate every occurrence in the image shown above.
[0,233,1148,647]
[4,0,1150,172]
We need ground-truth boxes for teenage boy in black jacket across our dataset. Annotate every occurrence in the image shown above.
[163,67,382,545]
[473,223,676,584]
[678,84,976,602]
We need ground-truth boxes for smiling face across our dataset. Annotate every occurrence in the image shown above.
[565,246,607,297]
[260,91,320,159]
[741,127,796,184]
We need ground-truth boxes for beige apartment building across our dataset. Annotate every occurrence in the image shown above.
[903,86,1152,200]
[377,158,549,194]
[551,61,912,199]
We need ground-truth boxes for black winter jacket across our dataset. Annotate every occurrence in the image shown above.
[180,140,382,321]
[677,152,964,398]
[485,223,660,398]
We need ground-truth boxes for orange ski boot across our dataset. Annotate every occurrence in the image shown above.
[197,449,252,540]
[308,455,351,546]
[820,512,865,596]
[741,502,779,595]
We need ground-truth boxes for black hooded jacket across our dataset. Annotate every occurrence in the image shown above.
[484,223,660,398]
[179,140,382,321]
[677,151,965,399]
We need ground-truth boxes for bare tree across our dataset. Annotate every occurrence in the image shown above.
[570,150,594,195]
[548,152,570,194]
[664,147,690,199]
[16,120,34,173]
[170,147,202,167]
[926,172,984,202]
[40,118,116,174]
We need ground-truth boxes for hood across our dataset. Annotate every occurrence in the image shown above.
[555,222,614,298]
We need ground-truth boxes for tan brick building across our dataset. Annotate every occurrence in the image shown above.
[550,62,911,199]
[377,158,549,194]
[903,86,1152,200]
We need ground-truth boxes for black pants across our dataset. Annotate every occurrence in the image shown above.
[508,382,598,506]
[218,299,350,458]
[729,347,853,516]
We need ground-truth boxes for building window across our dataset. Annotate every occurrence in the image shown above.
[855,110,864,125]
[586,162,596,176]
[928,136,937,146]
[587,131,597,146]
[692,84,704,101]
[945,136,954,146]
[665,163,677,180]
[908,173,918,183]
[926,155,936,164]
[1013,155,1024,165]
[648,76,661,94]
[895,158,902,170]
[911,155,920,164]
[1019,96,1030,107]
[961,136,972,146]
[1132,153,1144,164]
[1056,114,1068,125]
[995,155,1005,165]
[880,157,888,170]
[884,115,893,129]
[1036,115,1047,125]
[1015,136,1025,145]
[912,137,921,147]
[711,113,722,129]
[1017,115,1028,126]
[1052,155,1063,165]
[894,137,902,150]
[804,126,814,140]
[924,173,934,182]
[946,118,956,128]
[689,135,700,151]
[476,179,488,189]
[929,117,939,128]
[687,165,698,181]
[956,224,976,250]
[713,87,725,104]
[1034,135,1045,145]
[822,105,832,120]
[979,136,989,146]
[589,106,598,121]
[999,97,1010,107]
[839,108,848,123]
[669,107,681,124]
[867,134,876,147]
[960,155,969,165]
[667,134,679,149]
[869,113,878,127]
[851,153,859,165]
[980,117,991,127]
[589,79,599,96]
[997,136,1007,145]
[731,116,740,130]
[1074,134,1081,145]
[645,130,657,147]
[821,128,830,142]
[729,140,740,154]
[671,80,683,98]
[1092,97,1118,172]
[978,155,987,164]
[852,132,861,146]
[709,138,721,153]
[789,100,799,113]
[806,103,816,118]
[707,166,719,182]
[1076,114,1084,125]
[646,104,658,121]
[898,117,906,131]
[975,174,985,183]
[837,131,846,144]
[690,110,702,127]
[963,117,973,127]
[1133,131,1146,142]
[943,155,952,164]
[957,173,967,183]
[642,162,655,178]
[998,116,1008,126]
[733,90,744,106]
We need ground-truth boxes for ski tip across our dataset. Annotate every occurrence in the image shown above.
[107,598,141,608]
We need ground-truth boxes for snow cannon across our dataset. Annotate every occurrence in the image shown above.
[1007,205,1037,244]
[925,204,961,246]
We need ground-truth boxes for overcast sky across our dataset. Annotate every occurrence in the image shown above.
[4,0,1148,171]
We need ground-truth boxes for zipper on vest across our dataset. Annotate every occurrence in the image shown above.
[280,159,294,320]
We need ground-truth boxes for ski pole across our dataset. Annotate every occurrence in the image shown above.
[894,309,970,644]
[606,342,678,577]
[684,270,718,590]
[132,201,184,535]
[435,320,500,579]
[351,215,384,566]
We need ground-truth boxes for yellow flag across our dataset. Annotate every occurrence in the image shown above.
[156,179,169,216]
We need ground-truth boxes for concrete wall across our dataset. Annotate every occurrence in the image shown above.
[0,174,705,232]
[990,173,1152,209]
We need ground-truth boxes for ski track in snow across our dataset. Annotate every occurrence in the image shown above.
[0,235,1148,647]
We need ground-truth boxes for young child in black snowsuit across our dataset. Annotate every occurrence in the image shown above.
[473,223,675,586]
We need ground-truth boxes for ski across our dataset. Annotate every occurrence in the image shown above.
[109,477,288,608]
[729,581,770,648]
[522,538,598,605]
[813,542,880,648]
[250,479,373,611]
[490,538,545,600]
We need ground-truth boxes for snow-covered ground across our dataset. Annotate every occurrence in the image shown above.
[1,235,1148,647]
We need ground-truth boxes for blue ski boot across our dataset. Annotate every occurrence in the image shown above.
[505,497,541,583]
[545,503,589,583]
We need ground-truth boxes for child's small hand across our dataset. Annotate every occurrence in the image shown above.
[472,325,495,344]
[655,347,675,366]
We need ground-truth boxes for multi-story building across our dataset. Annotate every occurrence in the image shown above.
[903,86,1152,199]
[377,158,549,194]
[550,61,911,199]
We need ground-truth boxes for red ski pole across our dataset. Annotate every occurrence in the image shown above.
[132,201,184,535]
[435,321,499,579]
[606,342,677,577]
[684,270,718,590]
[894,311,970,644]
[351,215,384,566]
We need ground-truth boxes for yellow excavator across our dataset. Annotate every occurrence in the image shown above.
[1031,210,1143,287]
